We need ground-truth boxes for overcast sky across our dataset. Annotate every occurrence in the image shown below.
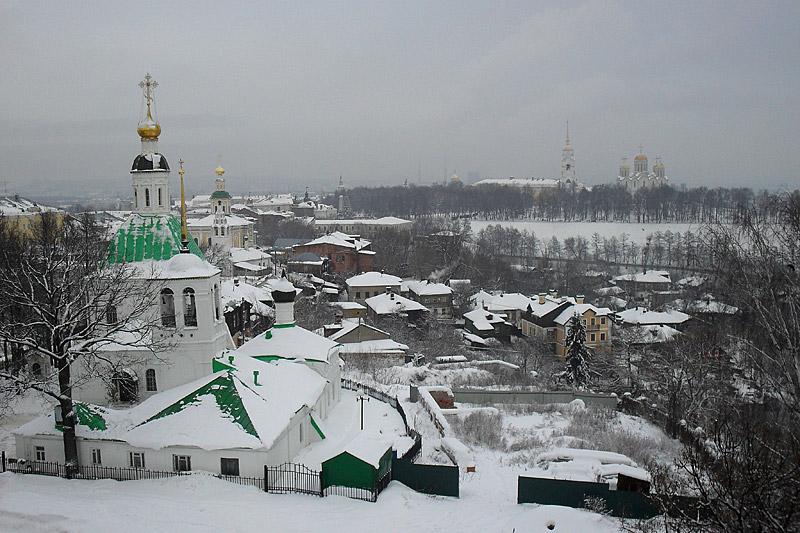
[1,0,798,197]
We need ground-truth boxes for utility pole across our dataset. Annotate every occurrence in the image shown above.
[356,389,370,430]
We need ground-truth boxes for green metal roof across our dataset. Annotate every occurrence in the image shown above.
[56,402,107,432]
[210,190,232,200]
[141,373,259,438]
[107,214,204,264]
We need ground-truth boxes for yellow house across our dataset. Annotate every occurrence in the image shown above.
[1,196,63,238]
[553,304,613,356]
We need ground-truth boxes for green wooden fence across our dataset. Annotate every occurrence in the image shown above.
[392,457,459,498]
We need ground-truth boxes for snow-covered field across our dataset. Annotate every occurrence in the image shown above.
[470,220,707,244]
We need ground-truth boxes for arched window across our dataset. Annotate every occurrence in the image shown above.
[221,227,225,236]
[145,188,151,207]
[160,289,176,327]
[105,304,117,324]
[213,284,221,321]
[183,287,197,327]
[112,371,138,403]
[145,369,157,392]
[158,187,163,206]
[31,362,41,377]
[134,189,138,207]
[214,227,219,236]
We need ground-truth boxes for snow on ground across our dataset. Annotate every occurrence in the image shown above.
[0,471,625,533]
[470,220,706,245]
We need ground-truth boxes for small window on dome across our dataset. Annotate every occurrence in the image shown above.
[158,188,162,206]
[145,188,151,207]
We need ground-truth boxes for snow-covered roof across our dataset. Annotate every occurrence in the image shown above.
[220,279,273,315]
[596,286,626,296]
[346,271,402,288]
[316,217,411,226]
[330,301,366,310]
[403,280,453,296]
[299,231,370,250]
[231,323,340,364]
[229,247,271,263]
[337,339,409,355]
[188,214,253,228]
[553,304,613,326]
[463,308,507,331]
[686,297,738,315]
[472,177,562,188]
[108,213,206,265]
[234,261,268,272]
[0,195,58,216]
[365,293,428,315]
[341,433,393,468]
[616,307,690,326]
[618,324,680,344]
[460,330,487,345]
[676,275,707,287]
[16,361,327,452]
[613,270,671,284]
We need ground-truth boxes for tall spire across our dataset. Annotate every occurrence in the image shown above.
[178,159,190,253]
[565,120,570,146]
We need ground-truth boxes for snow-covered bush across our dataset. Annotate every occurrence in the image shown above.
[450,410,505,450]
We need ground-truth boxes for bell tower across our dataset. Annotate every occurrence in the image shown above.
[560,121,576,181]
[210,165,233,250]
[131,73,171,215]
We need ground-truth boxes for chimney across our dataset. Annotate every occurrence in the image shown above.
[390,292,395,300]
[228,355,235,365]
[334,312,342,325]
[270,274,296,326]
[253,370,260,386]
[234,277,240,287]
[549,289,557,298]
[576,294,585,304]
[538,293,546,305]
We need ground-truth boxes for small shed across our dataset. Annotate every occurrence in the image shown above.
[322,435,392,491]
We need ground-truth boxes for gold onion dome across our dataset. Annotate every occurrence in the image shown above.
[634,153,648,161]
[215,165,226,176]
[137,109,161,140]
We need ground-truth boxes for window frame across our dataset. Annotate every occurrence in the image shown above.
[220,457,240,476]
[160,289,176,328]
[35,446,46,461]
[145,369,157,392]
[129,451,145,469]
[183,287,198,327]
[92,448,102,465]
[173,454,192,472]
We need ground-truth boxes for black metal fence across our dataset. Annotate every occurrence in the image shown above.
[323,469,393,503]
[265,463,321,496]
[392,457,459,498]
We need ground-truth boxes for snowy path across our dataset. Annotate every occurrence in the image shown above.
[0,472,625,532]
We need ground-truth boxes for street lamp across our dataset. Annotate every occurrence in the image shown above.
[356,388,370,430]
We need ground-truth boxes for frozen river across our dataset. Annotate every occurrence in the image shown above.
[469,220,707,245]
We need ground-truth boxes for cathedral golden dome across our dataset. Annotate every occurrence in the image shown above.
[137,108,161,140]
[634,154,648,161]
[215,165,226,176]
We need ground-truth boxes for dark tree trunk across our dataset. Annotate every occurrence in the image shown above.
[58,358,79,476]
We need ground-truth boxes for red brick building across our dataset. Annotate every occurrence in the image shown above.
[292,231,375,274]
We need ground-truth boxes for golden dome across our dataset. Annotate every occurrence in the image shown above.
[653,161,664,168]
[634,154,647,161]
[137,109,161,140]
[215,165,226,176]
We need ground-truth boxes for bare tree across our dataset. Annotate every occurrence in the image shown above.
[0,213,168,473]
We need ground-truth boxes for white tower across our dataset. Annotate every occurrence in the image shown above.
[131,74,171,215]
[561,121,576,181]
[210,165,233,251]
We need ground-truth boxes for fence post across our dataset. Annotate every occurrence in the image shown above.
[319,469,324,497]
[1,450,5,473]
[264,465,268,493]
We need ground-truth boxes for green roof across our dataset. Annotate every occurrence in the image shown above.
[56,402,107,432]
[107,214,204,264]
[210,190,232,200]
[141,373,259,438]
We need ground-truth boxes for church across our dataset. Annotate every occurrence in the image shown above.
[617,149,668,191]
[13,75,356,476]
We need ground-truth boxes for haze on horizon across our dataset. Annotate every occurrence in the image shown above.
[1,0,798,197]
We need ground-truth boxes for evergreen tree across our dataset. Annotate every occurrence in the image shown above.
[559,313,591,388]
